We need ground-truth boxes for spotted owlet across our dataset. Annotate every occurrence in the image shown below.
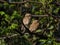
[21,13,31,33]
[23,13,31,27]
[29,20,39,32]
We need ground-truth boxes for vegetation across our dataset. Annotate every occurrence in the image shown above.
[0,0,60,45]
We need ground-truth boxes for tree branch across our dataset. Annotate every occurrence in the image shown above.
[32,15,48,17]
[0,0,6,3]
[0,34,20,39]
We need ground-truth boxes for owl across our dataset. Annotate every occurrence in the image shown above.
[23,13,31,27]
[21,13,31,33]
[29,20,39,32]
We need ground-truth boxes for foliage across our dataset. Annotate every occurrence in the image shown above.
[0,0,60,45]
[0,3,22,36]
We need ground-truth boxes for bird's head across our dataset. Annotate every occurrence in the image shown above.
[32,20,39,24]
[25,13,31,17]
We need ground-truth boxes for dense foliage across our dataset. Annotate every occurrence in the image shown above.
[0,0,60,45]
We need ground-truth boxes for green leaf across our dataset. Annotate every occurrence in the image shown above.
[23,33,29,39]
[47,34,51,37]
[9,23,18,29]
[47,23,50,27]
[48,25,54,30]
[39,39,47,43]
[0,11,5,15]
[4,2,9,6]
[5,14,11,22]
[35,11,39,15]
[35,29,42,33]
[53,8,60,14]
[12,11,17,15]
[47,31,53,37]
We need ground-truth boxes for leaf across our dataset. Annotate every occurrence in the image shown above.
[47,31,53,37]
[12,11,21,19]
[47,23,50,27]
[0,11,5,15]
[35,11,39,15]
[23,33,29,39]
[53,8,60,14]
[39,39,47,43]
[35,29,42,33]
[9,23,18,29]
[12,11,17,15]
[47,34,51,37]
[48,25,54,30]
[50,17,53,20]
[39,10,44,14]
[4,14,11,22]
[4,2,9,6]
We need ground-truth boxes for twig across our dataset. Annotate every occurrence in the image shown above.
[9,1,42,4]
[55,37,60,42]
[0,0,42,4]
[28,1,42,4]
[56,2,60,6]
[9,1,27,4]
[0,0,6,3]
[32,15,48,17]
[32,14,60,20]
[45,11,60,19]
[50,14,60,19]
[0,34,20,39]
